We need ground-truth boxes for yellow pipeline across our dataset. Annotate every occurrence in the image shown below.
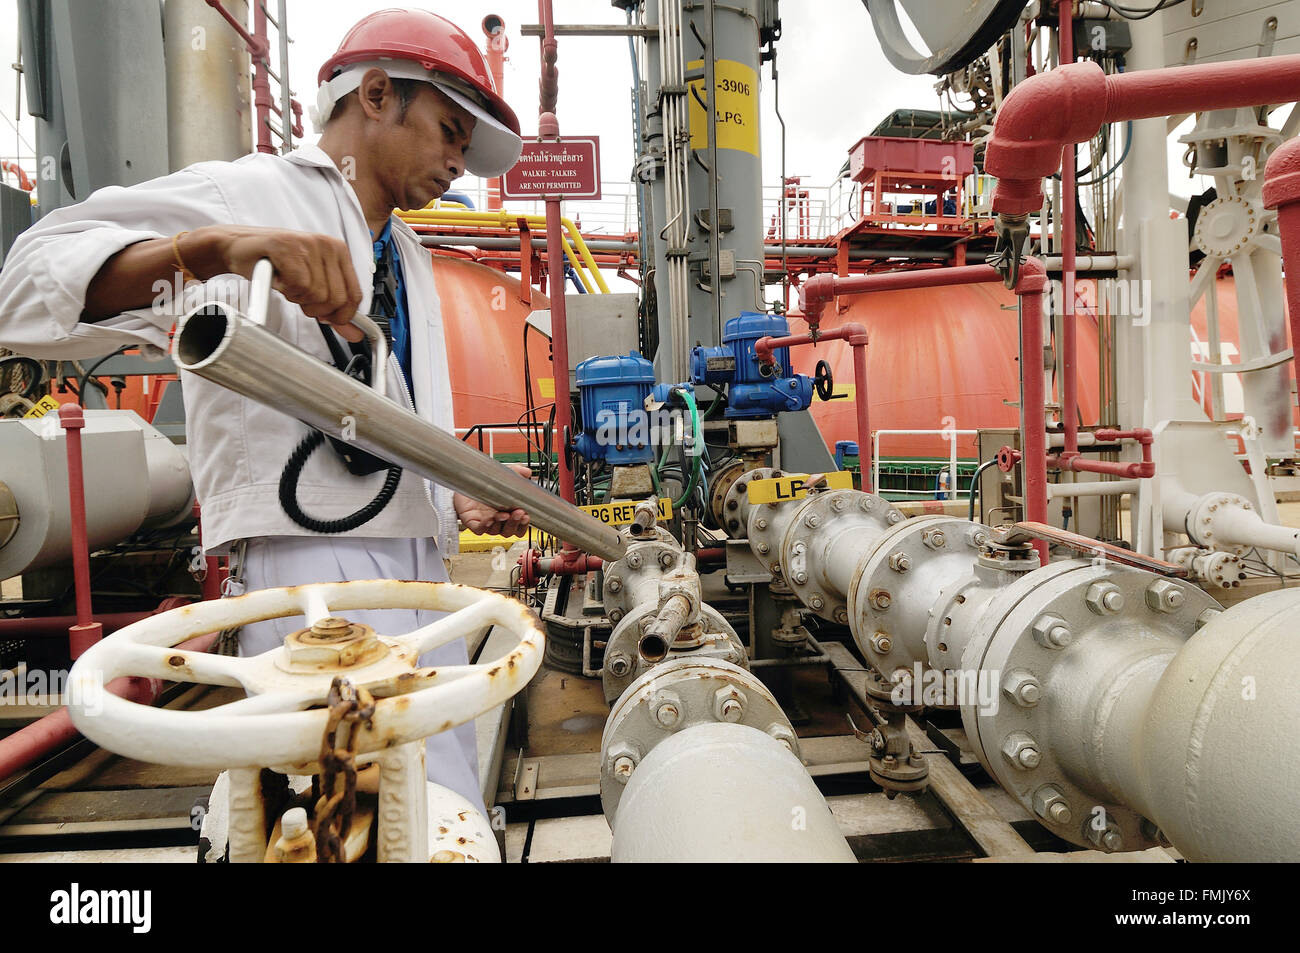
[400,207,611,294]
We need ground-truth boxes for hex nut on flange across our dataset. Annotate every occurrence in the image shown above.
[606,742,640,784]
[607,652,632,678]
[652,690,683,729]
[767,723,797,752]
[1086,820,1124,853]
[921,529,946,549]
[1145,579,1185,614]
[1086,581,1125,615]
[1002,670,1042,708]
[870,632,892,654]
[713,685,747,722]
[1033,786,1072,824]
[1032,614,1073,649]
[869,589,893,610]
[888,552,912,572]
[1001,732,1042,770]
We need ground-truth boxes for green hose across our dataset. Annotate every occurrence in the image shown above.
[672,388,703,509]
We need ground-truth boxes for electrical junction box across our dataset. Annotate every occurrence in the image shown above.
[526,293,641,390]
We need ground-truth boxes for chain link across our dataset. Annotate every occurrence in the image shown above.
[313,676,375,863]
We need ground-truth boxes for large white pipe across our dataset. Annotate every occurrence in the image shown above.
[610,722,855,862]
[1052,588,1300,861]
[1163,487,1300,558]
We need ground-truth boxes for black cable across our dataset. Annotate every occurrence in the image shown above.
[968,457,1001,522]
[1090,0,1187,20]
[278,430,403,534]
[76,347,129,402]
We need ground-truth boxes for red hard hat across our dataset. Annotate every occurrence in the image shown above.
[318,9,522,168]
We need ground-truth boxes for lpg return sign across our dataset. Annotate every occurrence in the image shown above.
[502,137,601,200]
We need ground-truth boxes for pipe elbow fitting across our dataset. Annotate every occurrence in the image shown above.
[987,62,1109,216]
[1263,137,1300,211]
[800,275,836,326]
[1013,256,1047,294]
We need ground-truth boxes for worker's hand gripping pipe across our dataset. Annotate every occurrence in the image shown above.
[171,264,627,562]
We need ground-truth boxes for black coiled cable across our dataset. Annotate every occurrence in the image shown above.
[278,429,403,534]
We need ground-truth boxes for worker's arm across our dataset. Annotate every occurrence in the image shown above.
[83,225,364,342]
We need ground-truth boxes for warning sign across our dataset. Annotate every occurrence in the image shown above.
[745,471,855,505]
[502,137,601,200]
[579,497,673,526]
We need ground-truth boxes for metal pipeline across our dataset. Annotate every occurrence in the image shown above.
[1163,487,1300,558]
[172,303,627,562]
[750,485,1300,859]
[609,722,855,862]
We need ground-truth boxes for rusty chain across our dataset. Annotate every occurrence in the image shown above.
[313,676,375,863]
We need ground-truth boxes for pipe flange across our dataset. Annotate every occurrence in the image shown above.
[1192,194,1261,258]
[781,490,902,624]
[959,560,1220,853]
[599,658,796,821]
[601,601,747,703]
[721,466,784,540]
[848,515,994,683]
[709,460,747,531]
[746,496,804,579]
[602,539,687,623]
[1184,492,1253,556]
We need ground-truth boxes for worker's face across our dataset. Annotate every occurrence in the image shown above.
[379,82,478,210]
[362,73,475,211]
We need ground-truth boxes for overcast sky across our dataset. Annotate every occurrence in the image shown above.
[0,2,1263,220]
[0,1,939,194]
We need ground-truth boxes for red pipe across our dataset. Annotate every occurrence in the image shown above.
[1016,260,1049,564]
[1263,137,1300,388]
[536,1,574,504]
[58,404,102,660]
[800,264,1002,328]
[1049,427,1155,478]
[0,612,152,639]
[754,324,872,487]
[483,16,509,212]
[1058,3,1078,456]
[987,55,1300,217]
[0,631,219,783]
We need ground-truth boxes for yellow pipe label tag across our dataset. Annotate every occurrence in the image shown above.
[687,59,760,157]
[746,470,855,505]
[579,497,673,526]
[22,395,60,418]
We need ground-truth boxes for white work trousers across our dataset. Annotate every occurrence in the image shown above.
[236,536,484,815]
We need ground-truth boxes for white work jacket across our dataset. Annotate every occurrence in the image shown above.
[0,146,459,555]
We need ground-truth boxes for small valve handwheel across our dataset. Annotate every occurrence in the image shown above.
[813,360,835,402]
[66,580,545,770]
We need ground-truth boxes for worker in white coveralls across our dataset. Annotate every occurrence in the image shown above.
[0,9,528,820]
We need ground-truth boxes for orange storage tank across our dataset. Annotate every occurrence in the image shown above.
[432,255,554,455]
[788,279,1101,462]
